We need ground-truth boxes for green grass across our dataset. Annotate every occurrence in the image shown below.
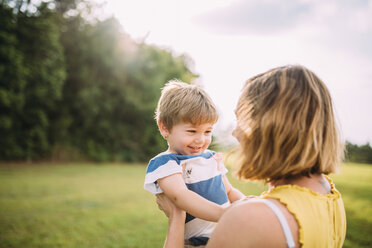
[0,162,371,247]
[0,163,165,248]
[329,163,372,248]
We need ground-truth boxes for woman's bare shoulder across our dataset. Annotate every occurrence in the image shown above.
[226,199,273,219]
[207,200,289,248]
[223,199,282,229]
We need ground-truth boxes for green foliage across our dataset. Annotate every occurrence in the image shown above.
[0,3,65,160]
[56,16,195,162]
[0,0,196,162]
[0,163,371,247]
[345,141,372,164]
[0,4,26,158]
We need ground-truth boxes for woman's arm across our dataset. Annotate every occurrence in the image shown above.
[158,173,225,222]
[156,194,185,248]
[222,175,245,203]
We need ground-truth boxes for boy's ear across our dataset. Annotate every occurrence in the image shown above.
[157,120,169,139]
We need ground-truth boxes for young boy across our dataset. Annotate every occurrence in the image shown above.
[144,81,244,246]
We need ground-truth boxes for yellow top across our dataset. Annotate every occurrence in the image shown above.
[261,176,346,248]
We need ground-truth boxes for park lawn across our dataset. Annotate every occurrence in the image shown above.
[0,162,371,248]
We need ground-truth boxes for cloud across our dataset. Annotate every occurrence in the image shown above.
[195,0,372,34]
[195,0,372,58]
[194,0,312,34]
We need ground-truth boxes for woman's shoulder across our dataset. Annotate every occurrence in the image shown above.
[227,198,274,217]
[224,199,285,227]
[207,199,293,248]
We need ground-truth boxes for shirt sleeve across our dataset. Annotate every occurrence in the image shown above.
[220,161,229,175]
[211,151,228,175]
[144,155,183,194]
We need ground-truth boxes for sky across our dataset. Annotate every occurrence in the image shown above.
[102,0,372,145]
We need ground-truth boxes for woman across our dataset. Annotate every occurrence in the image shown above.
[156,65,346,248]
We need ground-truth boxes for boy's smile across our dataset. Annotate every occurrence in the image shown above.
[160,122,213,155]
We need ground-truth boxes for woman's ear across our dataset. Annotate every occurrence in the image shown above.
[158,120,169,139]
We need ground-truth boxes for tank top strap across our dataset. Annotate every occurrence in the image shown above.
[253,199,296,248]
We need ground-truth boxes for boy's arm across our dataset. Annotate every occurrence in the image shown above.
[158,173,225,222]
[222,174,245,203]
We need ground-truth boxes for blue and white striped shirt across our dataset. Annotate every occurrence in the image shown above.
[144,150,230,246]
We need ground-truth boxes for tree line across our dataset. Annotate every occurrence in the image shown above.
[345,142,372,164]
[0,0,196,162]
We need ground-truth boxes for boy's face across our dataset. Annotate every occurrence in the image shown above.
[160,122,213,155]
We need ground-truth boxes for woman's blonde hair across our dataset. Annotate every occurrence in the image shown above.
[155,80,218,131]
[235,65,344,182]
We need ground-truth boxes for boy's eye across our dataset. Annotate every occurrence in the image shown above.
[205,130,212,134]
[187,130,196,133]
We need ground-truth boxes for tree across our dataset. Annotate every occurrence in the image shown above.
[0,2,65,160]
[0,4,27,158]
[345,141,372,164]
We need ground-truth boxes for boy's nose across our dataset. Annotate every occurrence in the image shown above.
[195,135,205,143]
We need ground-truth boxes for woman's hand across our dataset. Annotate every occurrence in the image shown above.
[156,193,185,218]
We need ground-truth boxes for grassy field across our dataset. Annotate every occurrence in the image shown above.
[0,162,371,248]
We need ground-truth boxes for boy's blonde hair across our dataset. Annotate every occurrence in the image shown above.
[235,65,344,182]
[156,80,218,130]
